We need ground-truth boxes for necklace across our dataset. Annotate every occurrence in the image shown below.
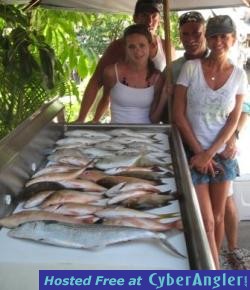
[122,77,151,87]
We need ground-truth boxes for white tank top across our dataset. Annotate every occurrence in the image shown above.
[110,64,155,124]
[152,36,166,72]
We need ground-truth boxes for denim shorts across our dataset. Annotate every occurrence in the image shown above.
[185,148,239,185]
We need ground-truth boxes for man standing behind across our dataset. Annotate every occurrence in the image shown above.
[75,0,175,123]
[172,11,249,266]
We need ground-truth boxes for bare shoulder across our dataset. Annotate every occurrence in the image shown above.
[102,38,125,64]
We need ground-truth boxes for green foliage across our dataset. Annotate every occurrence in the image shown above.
[31,9,132,122]
[0,4,64,139]
[31,9,98,80]
[170,12,181,48]
[78,13,132,56]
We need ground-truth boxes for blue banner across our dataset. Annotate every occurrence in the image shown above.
[39,270,249,290]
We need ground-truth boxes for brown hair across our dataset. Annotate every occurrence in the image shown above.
[123,24,156,80]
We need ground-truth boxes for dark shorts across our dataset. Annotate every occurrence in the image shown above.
[185,148,239,185]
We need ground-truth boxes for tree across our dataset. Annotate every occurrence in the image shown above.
[0,4,64,138]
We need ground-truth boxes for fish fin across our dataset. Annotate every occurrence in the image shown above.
[104,182,127,197]
[158,212,181,219]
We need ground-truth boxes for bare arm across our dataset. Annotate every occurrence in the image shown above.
[76,39,125,122]
[92,95,110,122]
[76,73,100,122]
[150,76,170,123]
[221,111,249,159]
[91,65,114,123]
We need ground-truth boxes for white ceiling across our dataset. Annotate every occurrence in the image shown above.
[2,0,249,13]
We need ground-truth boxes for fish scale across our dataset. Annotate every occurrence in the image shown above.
[8,221,185,258]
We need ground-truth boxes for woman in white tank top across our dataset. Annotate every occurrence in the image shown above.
[101,24,164,124]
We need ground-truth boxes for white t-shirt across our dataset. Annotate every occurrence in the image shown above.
[176,59,248,153]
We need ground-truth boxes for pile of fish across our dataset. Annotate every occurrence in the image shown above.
[1,128,184,257]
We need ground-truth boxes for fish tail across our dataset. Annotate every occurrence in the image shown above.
[158,212,180,219]
[159,232,187,258]
[85,158,97,168]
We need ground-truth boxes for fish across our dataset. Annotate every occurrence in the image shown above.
[32,165,81,178]
[105,166,163,175]
[136,155,172,167]
[40,190,102,208]
[95,207,160,219]
[23,190,55,208]
[105,182,160,197]
[48,148,86,159]
[79,170,108,182]
[95,154,142,170]
[47,155,92,167]
[57,179,106,192]
[127,141,167,152]
[20,182,65,200]
[56,137,100,146]
[89,198,110,207]
[82,147,114,158]
[97,176,156,188]
[25,168,86,187]
[112,170,168,181]
[109,128,153,138]
[42,203,101,216]
[0,210,94,228]
[103,217,183,232]
[107,190,151,205]
[112,136,154,145]
[65,130,110,139]
[95,141,125,151]
[114,148,143,156]
[121,193,177,210]
[8,221,185,257]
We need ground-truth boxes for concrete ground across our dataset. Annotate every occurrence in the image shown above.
[238,221,250,251]
[221,220,250,270]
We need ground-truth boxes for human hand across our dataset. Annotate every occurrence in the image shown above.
[220,135,237,159]
[189,151,212,174]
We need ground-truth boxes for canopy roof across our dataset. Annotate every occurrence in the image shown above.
[2,0,250,13]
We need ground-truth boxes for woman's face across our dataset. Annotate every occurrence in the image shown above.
[206,33,236,56]
[125,33,151,65]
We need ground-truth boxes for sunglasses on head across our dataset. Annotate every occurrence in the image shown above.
[179,11,204,26]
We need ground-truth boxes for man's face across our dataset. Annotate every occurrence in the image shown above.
[180,22,206,58]
[134,11,160,35]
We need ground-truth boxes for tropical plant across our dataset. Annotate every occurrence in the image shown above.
[31,9,132,122]
[0,4,64,138]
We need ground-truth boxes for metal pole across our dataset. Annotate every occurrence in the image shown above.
[163,0,173,122]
